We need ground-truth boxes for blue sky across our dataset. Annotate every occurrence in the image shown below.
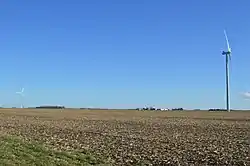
[1,0,250,109]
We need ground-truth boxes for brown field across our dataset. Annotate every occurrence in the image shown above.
[0,109,250,165]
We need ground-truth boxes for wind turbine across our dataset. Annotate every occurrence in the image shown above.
[222,30,232,112]
[16,88,25,108]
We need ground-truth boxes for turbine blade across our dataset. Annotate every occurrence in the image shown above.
[224,30,231,53]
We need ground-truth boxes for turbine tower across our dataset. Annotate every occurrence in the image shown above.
[16,88,25,108]
[222,30,232,112]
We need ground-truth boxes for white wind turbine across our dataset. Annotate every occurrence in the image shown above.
[222,30,232,112]
[16,88,25,108]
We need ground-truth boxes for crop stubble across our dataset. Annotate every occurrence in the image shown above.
[0,109,249,165]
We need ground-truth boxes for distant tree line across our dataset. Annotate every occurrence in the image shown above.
[136,107,183,111]
[35,106,65,109]
[172,108,184,111]
[208,109,227,111]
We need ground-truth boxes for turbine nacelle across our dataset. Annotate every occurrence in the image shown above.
[222,49,231,57]
[222,50,231,55]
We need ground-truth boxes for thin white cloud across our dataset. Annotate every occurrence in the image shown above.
[241,92,250,99]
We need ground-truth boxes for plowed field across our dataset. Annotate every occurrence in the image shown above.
[0,109,249,166]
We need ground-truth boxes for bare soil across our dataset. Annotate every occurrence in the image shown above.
[0,109,249,166]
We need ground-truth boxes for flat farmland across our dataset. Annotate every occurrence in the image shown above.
[0,109,249,165]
